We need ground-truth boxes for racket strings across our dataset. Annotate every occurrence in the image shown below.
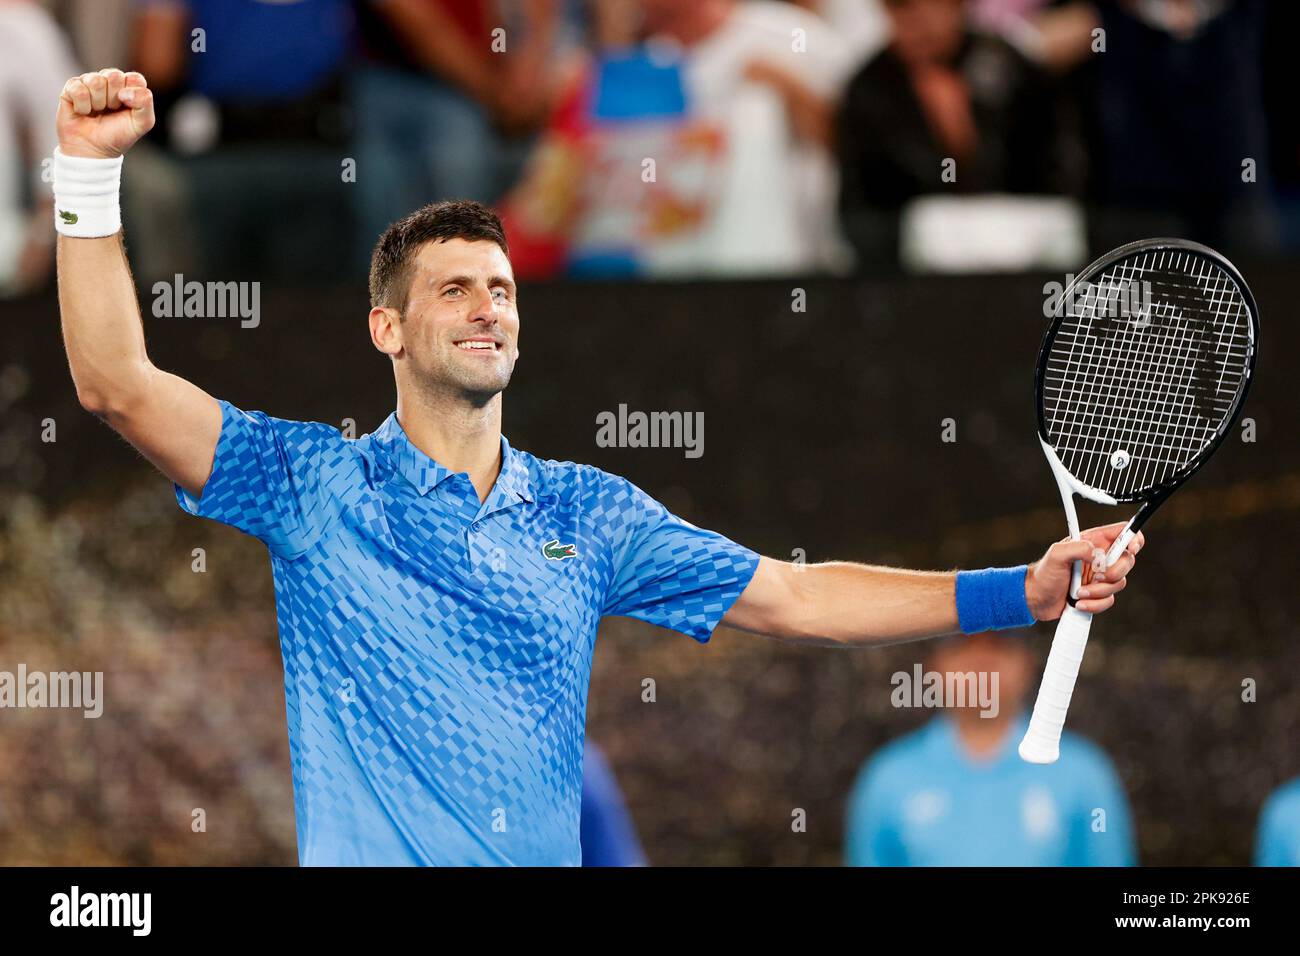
[1054,272,1230,492]
[1042,249,1253,498]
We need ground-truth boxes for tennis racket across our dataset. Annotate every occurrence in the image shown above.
[1018,238,1259,764]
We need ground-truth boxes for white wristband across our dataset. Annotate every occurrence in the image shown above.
[53,147,123,238]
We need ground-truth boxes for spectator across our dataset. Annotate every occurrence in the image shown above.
[0,0,80,297]
[845,633,1136,866]
[349,0,578,271]
[835,0,1077,268]
[1080,0,1276,254]
[500,0,857,278]
[131,0,358,280]
[581,740,647,866]
[1254,777,1300,866]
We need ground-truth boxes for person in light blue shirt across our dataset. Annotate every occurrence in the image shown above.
[1255,777,1300,865]
[846,632,1136,866]
[57,90,1146,868]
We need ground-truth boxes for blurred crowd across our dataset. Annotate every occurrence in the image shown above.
[4,255,1299,864]
[1,0,1296,294]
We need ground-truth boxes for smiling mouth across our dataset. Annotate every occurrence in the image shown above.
[453,339,502,353]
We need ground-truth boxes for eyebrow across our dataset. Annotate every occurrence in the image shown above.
[438,273,516,294]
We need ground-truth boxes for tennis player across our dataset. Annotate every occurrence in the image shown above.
[54,69,1142,865]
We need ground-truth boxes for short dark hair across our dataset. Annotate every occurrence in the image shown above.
[368,200,510,313]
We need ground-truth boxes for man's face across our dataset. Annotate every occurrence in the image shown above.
[393,238,521,403]
[928,633,1033,715]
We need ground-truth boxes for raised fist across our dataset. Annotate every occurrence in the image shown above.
[57,69,155,160]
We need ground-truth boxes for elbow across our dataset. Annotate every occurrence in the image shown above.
[76,385,112,416]
[75,372,149,423]
[737,560,847,645]
[771,574,832,645]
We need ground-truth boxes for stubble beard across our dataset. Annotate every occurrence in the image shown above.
[409,350,514,411]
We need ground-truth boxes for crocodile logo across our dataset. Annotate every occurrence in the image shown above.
[542,539,577,561]
[58,209,79,225]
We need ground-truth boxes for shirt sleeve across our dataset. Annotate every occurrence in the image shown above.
[597,471,759,643]
[174,399,347,560]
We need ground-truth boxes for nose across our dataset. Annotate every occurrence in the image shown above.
[468,286,499,325]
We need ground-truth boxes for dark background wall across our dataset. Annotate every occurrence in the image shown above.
[1,269,1295,865]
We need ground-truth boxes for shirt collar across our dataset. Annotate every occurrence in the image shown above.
[371,412,532,504]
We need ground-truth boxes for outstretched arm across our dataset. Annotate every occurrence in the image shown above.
[56,68,221,497]
[722,522,1143,646]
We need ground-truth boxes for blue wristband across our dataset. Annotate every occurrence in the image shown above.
[955,565,1035,633]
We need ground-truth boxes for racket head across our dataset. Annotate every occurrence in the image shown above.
[1035,238,1259,509]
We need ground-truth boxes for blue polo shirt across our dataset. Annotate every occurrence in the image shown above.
[176,400,759,865]
[845,715,1135,866]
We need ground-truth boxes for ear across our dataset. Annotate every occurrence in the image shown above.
[369,306,403,357]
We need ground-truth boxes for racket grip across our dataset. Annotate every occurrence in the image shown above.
[1018,604,1094,764]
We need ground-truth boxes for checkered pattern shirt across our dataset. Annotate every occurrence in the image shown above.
[176,401,759,865]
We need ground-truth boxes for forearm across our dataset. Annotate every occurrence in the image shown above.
[781,82,832,150]
[785,562,960,647]
[53,71,223,495]
[726,556,1041,646]
[57,230,153,414]
[746,63,833,149]
[726,531,1139,647]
